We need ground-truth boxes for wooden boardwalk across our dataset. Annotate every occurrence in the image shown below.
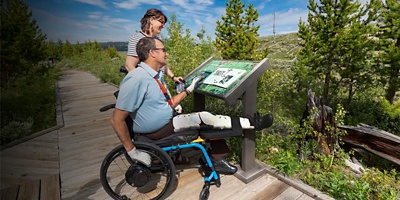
[0,68,333,200]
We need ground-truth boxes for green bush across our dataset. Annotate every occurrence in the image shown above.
[346,98,400,135]
[59,49,125,85]
[0,63,61,145]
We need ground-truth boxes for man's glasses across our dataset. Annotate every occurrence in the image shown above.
[153,48,167,52]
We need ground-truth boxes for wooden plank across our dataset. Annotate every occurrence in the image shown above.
[0,185,19,200]
[264,165,333,200]
[17,179,40,200]
[223,173,278,200]
[273,186,303,200]
[1,165,59,179]
[0,178,35,189]
[1,158,59,169]
[253,179,290,199]
[57,118,110,134]
[60,162,103,185]
[206,173,247,199]
[297,193,316,200]
[61,181,106,200]
[59,132,116,150]
[40,175,60,200]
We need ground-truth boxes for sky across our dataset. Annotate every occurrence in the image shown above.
[24,0,312,43]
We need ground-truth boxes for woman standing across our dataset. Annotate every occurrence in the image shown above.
[125,8,182,83]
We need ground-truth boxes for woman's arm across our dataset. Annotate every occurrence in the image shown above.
[125,56,139,72]
[164,65,183,82]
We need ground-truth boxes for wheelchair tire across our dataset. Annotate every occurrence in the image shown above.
[199,184,210,200]
[100,141,176,200]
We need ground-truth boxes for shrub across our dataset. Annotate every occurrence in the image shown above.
[0,63,61,145]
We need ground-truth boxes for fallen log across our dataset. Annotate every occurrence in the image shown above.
[338,123,400,165]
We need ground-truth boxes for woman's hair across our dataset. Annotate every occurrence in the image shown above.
[141,8,168,34]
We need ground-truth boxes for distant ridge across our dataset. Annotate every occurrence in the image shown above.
[99,32,301,68]
[99,41,128,51]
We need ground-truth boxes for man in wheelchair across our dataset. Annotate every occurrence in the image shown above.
[110,37,273,175]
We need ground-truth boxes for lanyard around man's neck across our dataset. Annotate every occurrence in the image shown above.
[154,77,173,106]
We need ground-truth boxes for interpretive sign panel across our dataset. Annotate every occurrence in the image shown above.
[185,57,270,105]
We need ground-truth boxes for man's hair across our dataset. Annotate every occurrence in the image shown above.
[136,37,161,62]
[140,8,168,34]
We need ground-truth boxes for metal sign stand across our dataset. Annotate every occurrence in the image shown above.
[189,58,271,183]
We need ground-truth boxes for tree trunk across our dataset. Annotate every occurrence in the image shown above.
[347,78,354,106]
[323,71,331,102]
[385,66,399,105]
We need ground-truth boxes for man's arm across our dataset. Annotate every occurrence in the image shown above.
[170,89,189,108]
[125,56,139,72]
[169,76,203,108]
[110,108,134,151]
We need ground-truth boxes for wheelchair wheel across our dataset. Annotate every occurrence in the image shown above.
[100,141,176,200]
[199,184,210,200]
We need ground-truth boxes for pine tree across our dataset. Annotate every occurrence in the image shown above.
[92,40,103,52]
[376,0,400,104]
[296,0,380,104]
[0,0,47,81]
[46,40,60,61]
[73,41,83,56]
[215,0,266,61]
[162,14,199,75]
[62,40,74,59]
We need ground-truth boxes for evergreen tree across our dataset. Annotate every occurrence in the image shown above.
[62,40,74,59]
[104,46,121,59]
[295,0,380,104]
[46,40,60,61]
[197,26,206,41]
[0,0,47,81]
[56,38,64,59]
[162,14,199,75]
[92,40,103,52]
[376,0,400,104]
[83,40,92,51]
[73,41,83,55]
[215,0,266,61]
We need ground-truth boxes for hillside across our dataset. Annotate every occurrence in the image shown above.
[259,32,301,68]
[99,32,302,68]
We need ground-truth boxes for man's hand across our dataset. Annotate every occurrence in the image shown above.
[127,147,151,167]
[175,104,183,114]
[186,76,203,92]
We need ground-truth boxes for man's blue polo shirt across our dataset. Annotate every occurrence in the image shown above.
[116,63,173,133]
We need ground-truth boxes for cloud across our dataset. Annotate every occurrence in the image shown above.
[31,7,133,42]
[171,0,214,11]
[74,0,107,9]
[113,0,163,9]
[258,7,308,35]
[88,12,102,19]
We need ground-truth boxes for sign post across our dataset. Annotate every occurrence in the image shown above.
[185,57,271,183]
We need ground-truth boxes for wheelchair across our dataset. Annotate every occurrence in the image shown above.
[99,96,243,200]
